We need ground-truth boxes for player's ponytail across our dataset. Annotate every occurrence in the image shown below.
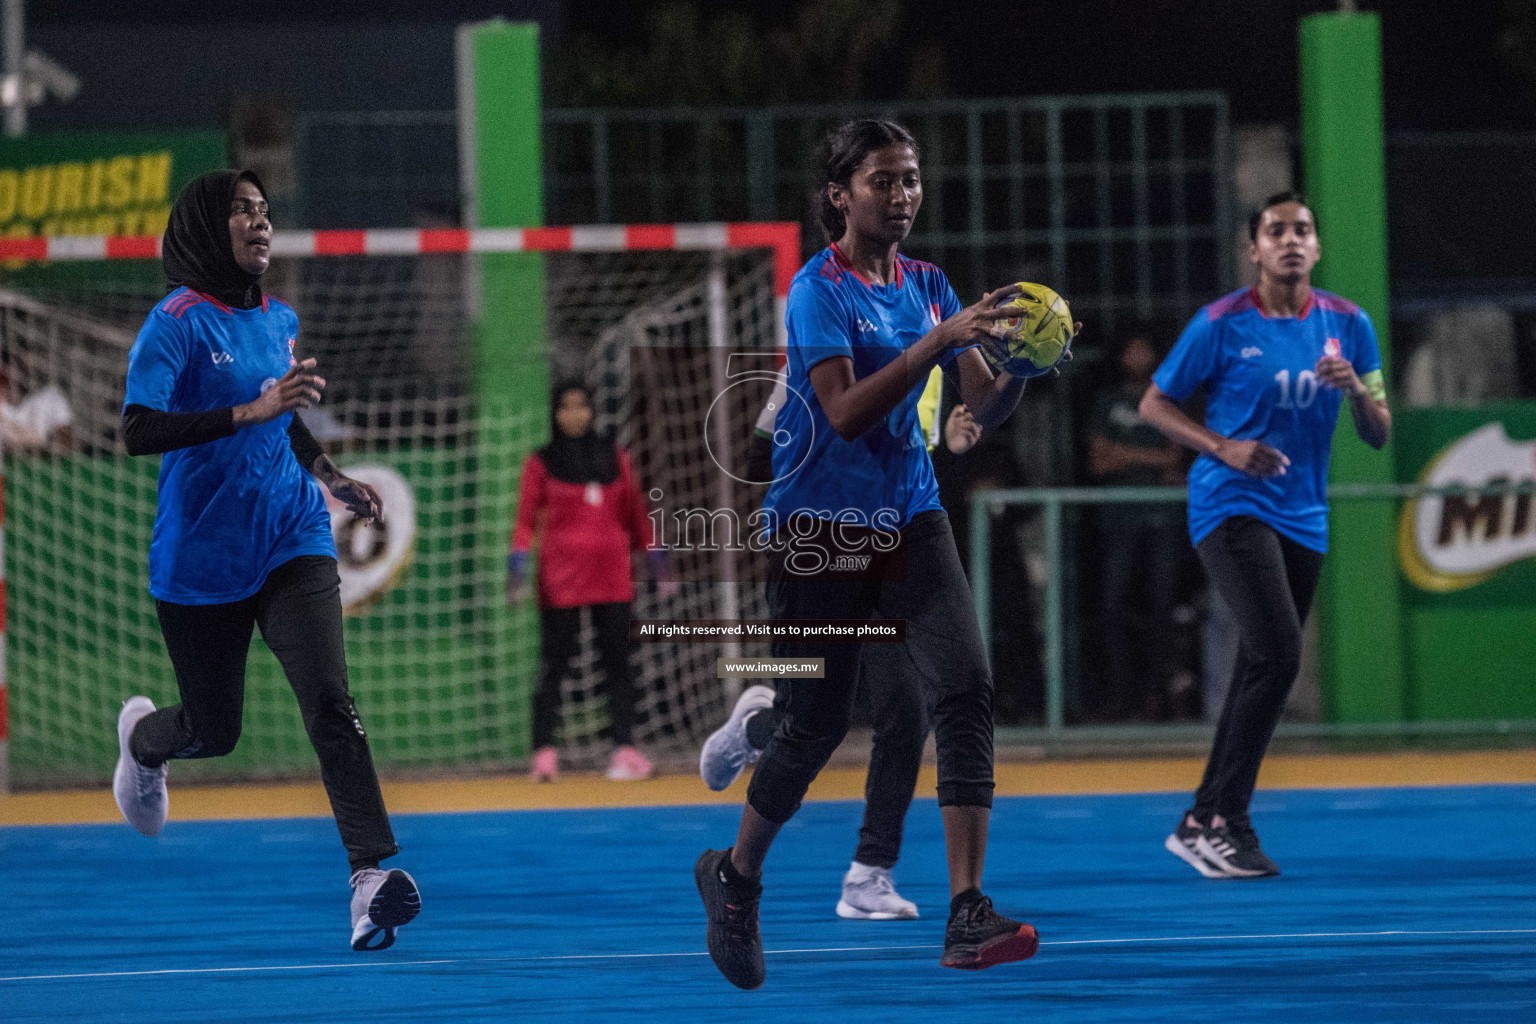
[814,119,920,245]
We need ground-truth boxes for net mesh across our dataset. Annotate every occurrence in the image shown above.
[2,245,778,786]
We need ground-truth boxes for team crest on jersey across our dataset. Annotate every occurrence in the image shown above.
[287,337,298,366]
[929,303,942,326]
[1324,337,1342,359]
[584,482,603,506]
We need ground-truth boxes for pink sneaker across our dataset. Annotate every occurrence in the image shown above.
[606,745,653,781]
[531,746,558,782]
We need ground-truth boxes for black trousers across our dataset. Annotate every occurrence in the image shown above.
[533,602,636,749]
[748,638,927,869]
[747,510,994,825]
[1192,516,1324,821]
[131,555,399,873]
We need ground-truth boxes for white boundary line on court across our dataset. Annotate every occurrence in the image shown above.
[3,928,1533,983]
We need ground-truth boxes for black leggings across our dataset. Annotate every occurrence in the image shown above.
[746,639,927,869]
[747,510,994,825]
[532,602,637,749]
[131,555,399,873]
[1193,516,1324,821]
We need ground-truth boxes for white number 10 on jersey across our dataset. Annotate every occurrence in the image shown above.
[1275,369,1319,410]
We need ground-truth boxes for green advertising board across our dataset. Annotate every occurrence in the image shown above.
[0,130,227,242]
[1394,403,1536,720]
[0,131,227,298]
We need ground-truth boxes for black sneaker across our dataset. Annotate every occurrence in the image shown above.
[1164,811,1227,878]
[1195,818,1281,878]
[939,890,1039,970]
[695,848,766,989]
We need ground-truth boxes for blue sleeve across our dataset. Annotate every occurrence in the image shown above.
[124,311,189,413]
[1350,311,1382,376]
[934,271,974,368]
[786,277,852,370]
[1153,311,1219,401]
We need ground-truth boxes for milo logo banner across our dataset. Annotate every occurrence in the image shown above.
[0,130,226,243]
[1397,405,1536,597]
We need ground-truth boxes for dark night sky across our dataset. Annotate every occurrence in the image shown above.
[22,0,1536,130]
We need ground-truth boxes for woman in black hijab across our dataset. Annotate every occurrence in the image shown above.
[162,168,267,308]
[508,383,672,782]
[113,169,422,952]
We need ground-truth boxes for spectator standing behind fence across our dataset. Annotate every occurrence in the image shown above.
[508,383,674,783]
[1085,329,1187,721]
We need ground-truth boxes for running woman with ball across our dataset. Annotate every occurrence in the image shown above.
[1139,191,1391,878]
[700,368,982,923]
[111,170,421,950]
[695,120,1051,989]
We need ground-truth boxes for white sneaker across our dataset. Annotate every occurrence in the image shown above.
[835,861,919,920]
[112,696,168,837]
[698,684,775,791]
[350,867,422,951]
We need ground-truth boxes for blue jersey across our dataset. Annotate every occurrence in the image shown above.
[124,288,334,603]
[1153,287,1383,553]
[764,246,966,533]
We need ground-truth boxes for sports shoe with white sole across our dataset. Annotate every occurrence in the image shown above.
[835,861,918,920]
[1164,812,1227,878]
[698,684,775,791]
[1195,819,1280,878]
[112,696,168,837]
[350,867,422,951]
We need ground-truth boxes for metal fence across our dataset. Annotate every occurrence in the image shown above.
[543,94,1236,326]
[970,482,1536,749]
[291,113,1536,327]
[296,92,1235,335]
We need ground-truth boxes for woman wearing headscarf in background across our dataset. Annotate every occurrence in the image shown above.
[508,383,672,783]
[112,170,422,952]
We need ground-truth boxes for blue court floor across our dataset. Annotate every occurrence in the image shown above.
[2,785,1534,1023]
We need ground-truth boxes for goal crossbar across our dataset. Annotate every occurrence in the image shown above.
[0,222,800,296]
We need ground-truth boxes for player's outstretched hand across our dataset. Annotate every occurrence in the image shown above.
[944,404,982,454]
[328,475,383,524]
[939,285,1028,349]
[236,358,326,427]
[1215,437,1290,478]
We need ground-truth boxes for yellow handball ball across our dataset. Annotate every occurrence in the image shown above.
[989,282,1075,378]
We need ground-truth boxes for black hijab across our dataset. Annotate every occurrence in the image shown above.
[162,169,266,310]
[539,384,619,485]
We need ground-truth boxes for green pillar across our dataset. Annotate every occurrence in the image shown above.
[457,20,547,756]
[1300,11,1406,722]
[457,19,548,417]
